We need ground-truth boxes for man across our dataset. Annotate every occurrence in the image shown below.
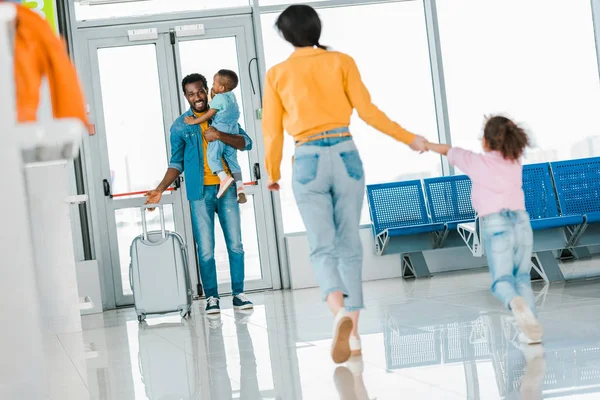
[145,73,253,314]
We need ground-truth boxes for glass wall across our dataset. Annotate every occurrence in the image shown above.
[436,0,600,164]
[261,1,441,233]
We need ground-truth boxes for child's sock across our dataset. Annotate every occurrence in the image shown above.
[217,171,229,182]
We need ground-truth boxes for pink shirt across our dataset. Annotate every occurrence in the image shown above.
[447,148,526,217]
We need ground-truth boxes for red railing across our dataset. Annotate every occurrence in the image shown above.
[109,181,258,198]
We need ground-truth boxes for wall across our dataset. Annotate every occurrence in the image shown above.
[285,226,488,290]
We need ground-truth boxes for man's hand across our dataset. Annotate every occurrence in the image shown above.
[204,126,220,142]
[409,135,428,153]
[268,182,280,191]
[144,189,163,211]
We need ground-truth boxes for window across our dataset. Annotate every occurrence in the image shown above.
[74,0,249,21]
[437,0,600,164]
[261,1,441,233]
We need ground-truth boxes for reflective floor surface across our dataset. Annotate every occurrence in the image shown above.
[44,270,600,399]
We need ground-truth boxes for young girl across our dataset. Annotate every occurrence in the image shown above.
[426,116,543,344]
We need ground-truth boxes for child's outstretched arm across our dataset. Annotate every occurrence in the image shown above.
[184,108,217,125]
[426,141,451,156]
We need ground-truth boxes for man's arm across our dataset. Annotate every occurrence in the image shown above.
[145,126,184,206]
[204,126,248,151]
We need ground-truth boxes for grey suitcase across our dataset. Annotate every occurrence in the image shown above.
[129,204,192,322]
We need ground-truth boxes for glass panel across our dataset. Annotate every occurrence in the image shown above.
[75,0,249,21]
[437,0,600,165]
[115,205,175,296]
[261,1,440,233]
[178,38,251,181]
[97,45,168,195]
[213,196,262,283]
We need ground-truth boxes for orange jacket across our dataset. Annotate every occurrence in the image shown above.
[14,4,87,125]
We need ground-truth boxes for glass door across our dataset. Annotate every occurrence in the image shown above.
[78,13,279,308]
[84,37,189,307]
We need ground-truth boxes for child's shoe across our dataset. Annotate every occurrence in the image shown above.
[217,176,234,199]
[510,297,543,344]
[237,186,247,204]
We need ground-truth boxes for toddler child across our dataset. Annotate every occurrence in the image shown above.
[185,69,246,203]
[426,115,543,344]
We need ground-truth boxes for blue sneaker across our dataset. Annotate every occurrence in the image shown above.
[205,296,220,314]
[232,293,253,310]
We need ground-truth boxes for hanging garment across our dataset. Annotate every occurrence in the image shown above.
[13,4,87,125]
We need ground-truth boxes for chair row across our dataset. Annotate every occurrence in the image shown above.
[366,156,600,281]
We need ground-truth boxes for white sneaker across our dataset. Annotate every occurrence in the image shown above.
[510,297,543,344]
[332,310,353,364]
[217,176,234,199]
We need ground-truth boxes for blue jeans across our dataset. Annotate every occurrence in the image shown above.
[481,210,536,314]
[208,140,241,175]
[189,185,244,298]
[292,131,365,311]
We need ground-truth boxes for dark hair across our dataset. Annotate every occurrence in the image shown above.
[217,69,239,91]
[483,116,530,161]
[275,5,328,50]
[181,73,208,93]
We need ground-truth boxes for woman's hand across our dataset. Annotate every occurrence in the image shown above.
[268,182,280,191]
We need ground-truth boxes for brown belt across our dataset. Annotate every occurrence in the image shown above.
[294,132,352,147]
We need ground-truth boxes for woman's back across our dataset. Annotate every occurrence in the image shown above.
[267,48,354,137]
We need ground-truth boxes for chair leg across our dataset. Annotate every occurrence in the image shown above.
[402,252,431,279]
[531,251,564,282]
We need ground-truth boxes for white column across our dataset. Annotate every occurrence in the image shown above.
[0,4,46,399]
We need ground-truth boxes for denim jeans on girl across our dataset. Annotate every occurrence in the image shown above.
[481,210,536,314]
[292,129,365,311]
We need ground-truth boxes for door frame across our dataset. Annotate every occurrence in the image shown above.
[73,10,281,309]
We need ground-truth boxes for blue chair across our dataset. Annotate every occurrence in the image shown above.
[551,157,600,247]
[423,175,476,247]
[522,163,584,231]
[367,180,445,278]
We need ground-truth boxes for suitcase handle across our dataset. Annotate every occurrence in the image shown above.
[140,204,166,240]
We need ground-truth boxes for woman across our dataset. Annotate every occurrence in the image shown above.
[262,4,427,364]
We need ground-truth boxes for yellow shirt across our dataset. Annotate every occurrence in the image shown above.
[194,110,229,185]
[262,47,416,183]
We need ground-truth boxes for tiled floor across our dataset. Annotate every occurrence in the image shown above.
[44,270,600,399]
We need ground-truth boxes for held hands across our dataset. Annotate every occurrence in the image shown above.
[409,135,429,153]
[268,182,280,191]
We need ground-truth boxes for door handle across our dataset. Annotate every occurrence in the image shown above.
[253,163,261,182]
[103,179,112,198]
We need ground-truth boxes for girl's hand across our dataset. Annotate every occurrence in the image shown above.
[268,182,280,191]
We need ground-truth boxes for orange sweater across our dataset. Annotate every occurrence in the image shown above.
[262,47,415,183]
[14,4,87,125]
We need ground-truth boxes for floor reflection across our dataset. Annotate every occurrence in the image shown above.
[43,271,600,399]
